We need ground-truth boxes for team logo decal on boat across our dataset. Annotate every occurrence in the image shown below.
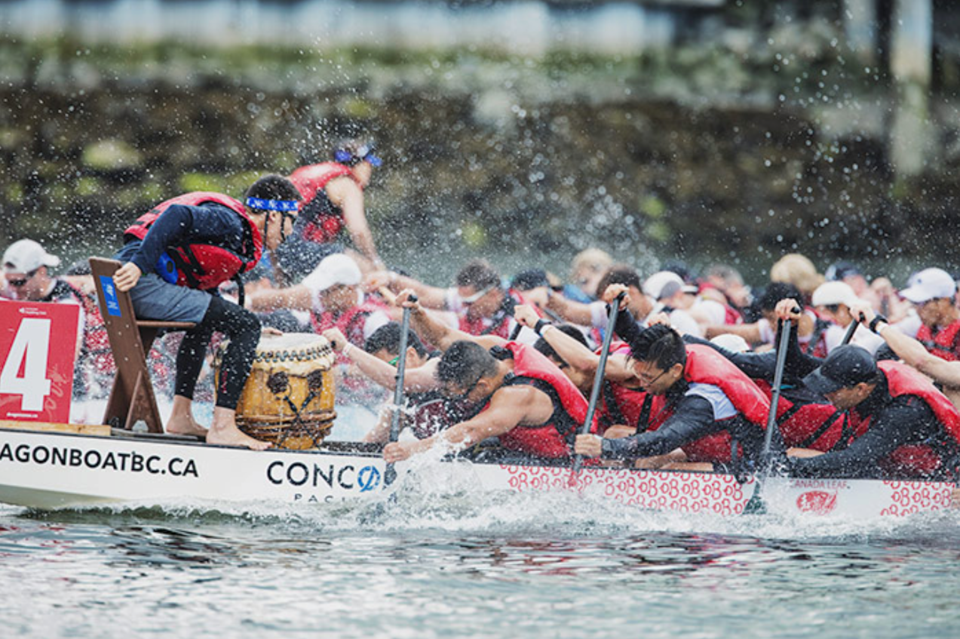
[796,491,838,515]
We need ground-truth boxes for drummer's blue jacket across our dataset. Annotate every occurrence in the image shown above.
[115,203,248,280]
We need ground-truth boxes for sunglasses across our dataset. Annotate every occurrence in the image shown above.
[461,286,495,305]
[7,269,39,287]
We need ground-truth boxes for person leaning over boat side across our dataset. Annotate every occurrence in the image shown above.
[276,138,384,280]
[381,291,596,464]
[898,268,960,362]
[112,176,301,450]
[573,317,773,471]
[786,343,960,480]
[322,323,462,442]
[686,300,850,454]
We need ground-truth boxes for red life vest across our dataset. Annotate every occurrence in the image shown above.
[457,289,527,339]
[753,380,846,451]
[485,342,595,459]
[915,320,960,362]
[288,162,358,244]
[645,345,771,463]
[847,361,960,476]
[310,299,387,349]
[124,192,262,291]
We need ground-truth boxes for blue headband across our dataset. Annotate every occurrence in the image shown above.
[335,149,382,167]
[246,197,300,212]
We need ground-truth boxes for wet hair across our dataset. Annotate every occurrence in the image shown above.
[455,260,501,291]
[595,265,642,299]
[757,282,804,312]
[245,174,301,205]
[436,341,498,387]
[628,324,686,372]
[364,322,428,358]
[534,324,589,367]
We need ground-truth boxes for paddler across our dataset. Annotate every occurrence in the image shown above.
[112,175,301,450]
[849,299,960,412]
[369,259,530,340]
[785,340,960,480]
[573,288,773,471]
[381,290,596,464]
[278,138,384,279]
[322,323,463,442]
[899,268,960,362]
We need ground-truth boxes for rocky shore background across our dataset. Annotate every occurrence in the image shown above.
[2,0,960,283]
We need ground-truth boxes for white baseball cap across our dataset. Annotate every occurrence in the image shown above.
[304,253,362,292]
[643,271,697,301]
[3,239,60,274]
[710,333,751,353]
[811,281,858,307]
[901,268,957,303]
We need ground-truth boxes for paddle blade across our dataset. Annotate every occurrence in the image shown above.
[742,487,767,515]
[384,463,397,487]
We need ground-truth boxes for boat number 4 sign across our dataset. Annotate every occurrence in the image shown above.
[0,301,79,422]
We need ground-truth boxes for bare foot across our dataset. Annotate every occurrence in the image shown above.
[206,424,272,451]
[166,414,209,437]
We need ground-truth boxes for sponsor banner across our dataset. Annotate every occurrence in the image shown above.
[0,301,79,423]
[0,441,199,478]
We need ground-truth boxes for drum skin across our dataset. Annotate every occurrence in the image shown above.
[216,333,337,449]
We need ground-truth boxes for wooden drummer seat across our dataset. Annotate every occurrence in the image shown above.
[89,257,196,434]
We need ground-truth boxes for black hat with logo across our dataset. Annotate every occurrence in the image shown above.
[803,345,878,395]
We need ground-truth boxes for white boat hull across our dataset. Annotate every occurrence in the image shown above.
[0,427,953,518]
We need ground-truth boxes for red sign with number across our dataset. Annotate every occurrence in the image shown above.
[0,300,79,423]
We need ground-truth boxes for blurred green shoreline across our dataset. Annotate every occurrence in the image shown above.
[1,33,958,284]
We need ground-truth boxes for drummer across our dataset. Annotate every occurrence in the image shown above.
[112,175,301,450]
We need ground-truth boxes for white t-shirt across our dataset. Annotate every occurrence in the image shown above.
[823,322,886,355]
[686,383,737,420]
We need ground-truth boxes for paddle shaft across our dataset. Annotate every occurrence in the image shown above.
[571,293,624,475]
[384,294,417,486]
[743,318,793,513]
[840,312,867,346]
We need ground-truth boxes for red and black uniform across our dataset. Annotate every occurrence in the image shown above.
[790,361,960,480]
[457,288,531,339]
[288,163,357,245]
[123,192,262,291]
[916,320,960,362]
[402,389,465,440]
[601,345,771,465]
[467,342,595,460]
[310,299,388,350]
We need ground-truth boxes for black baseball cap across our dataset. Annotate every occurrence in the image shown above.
[803,345,878,395]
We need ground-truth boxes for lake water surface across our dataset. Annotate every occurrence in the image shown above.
[1,479,958,638]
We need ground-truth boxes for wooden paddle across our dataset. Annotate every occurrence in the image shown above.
[384,293,417,487]
[570,292,625,477]
[743,316,793,514]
